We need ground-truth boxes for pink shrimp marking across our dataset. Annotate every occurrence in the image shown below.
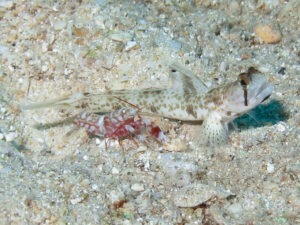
[74,108,167,143]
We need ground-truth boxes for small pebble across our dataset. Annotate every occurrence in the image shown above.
[111,32,132,43]
[0,1,14,9]
[5,132,18,142]
[111,167,120,174]
[41,64,48,72]
[287,193,300,208]
[254,24,282,44]
[278,67,286,75]
[286,163,300,175]
[0,107,7,114]
[227,203,243,218]
[53,20,67,31]
[163,139,186,152]
[91,184,98,190]
[95,138,101,145]
[81,179,90,186]
[263,181,280,193]
[73,27,89,38]
[276,123,286,132]
[70,197,84,205]
[107,190,125,205]
[124,41,139,51]
[219,61,228,72]
[41,42,48,52]
[266,162,275,173]
[229,1,241,15]
[131,183,144,192]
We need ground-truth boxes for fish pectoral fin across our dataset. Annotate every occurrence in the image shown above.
[200,113,228,146]
[168,61,209,95]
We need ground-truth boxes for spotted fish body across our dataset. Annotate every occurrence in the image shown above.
[23,63,273,145]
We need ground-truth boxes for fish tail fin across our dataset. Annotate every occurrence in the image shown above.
[21,92,87,110]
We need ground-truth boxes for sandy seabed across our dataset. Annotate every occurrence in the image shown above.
[0,0,299,224]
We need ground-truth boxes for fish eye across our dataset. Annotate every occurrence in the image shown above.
[240,79,247,86]
[239,74,251,87]
[238,74,250,106]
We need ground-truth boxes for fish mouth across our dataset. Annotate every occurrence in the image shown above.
[261,94,271,103]
[240,68,273,107]
[253,78,273,104]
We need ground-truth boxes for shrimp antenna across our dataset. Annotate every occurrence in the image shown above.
[113,96,161,118]
[113,96,142,111]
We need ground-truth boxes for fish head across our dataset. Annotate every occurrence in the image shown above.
[219,68,273,122]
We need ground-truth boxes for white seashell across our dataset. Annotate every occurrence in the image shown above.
[131,183,144,192]
[124,41,139,51]
[5,132,18,142]
[110,32,132,43]
[53,20,67,31]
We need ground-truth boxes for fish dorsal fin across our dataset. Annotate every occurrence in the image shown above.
[168,62,209,95]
